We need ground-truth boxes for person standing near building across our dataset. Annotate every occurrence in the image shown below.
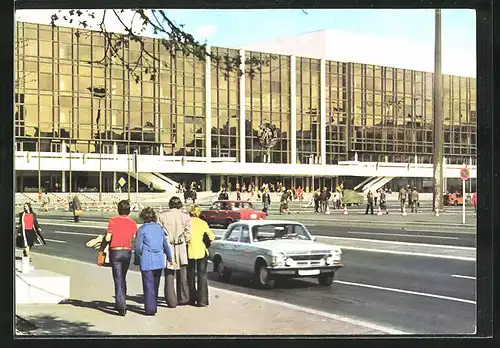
[407,185,412,208]
[105,200,137,316]
[187,205,215,307]
[313,189,321,213]
[365,190,374,215]
[158,197,192,308]
[17,203,42,262]
[472,191,477,213]
[374,189,380,207]
[280,189,290,215]
[379,189,388,214]
[135,207,172,316]
[411,187,419,213]
[236,188,241,201]
[398,186,407,213]
[72,194,82,222]
[262,189,271,216]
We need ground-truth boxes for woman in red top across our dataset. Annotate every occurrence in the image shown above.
[17,203,41,261]
[105,200,138,316]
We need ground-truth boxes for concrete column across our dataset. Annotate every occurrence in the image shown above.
[19,173,24,193]
[205,46,212,161]
[320,58,327,165]
[205,175,212,192]
[306,177,310,193]
[113,142,118,190]
[61,141,66,192]
[290,56,297,164]
[239,49,246,163]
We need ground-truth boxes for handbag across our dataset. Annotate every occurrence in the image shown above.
[74,209,83,217]
[97,238,111,267]
[203,232,212,248]
[16,233,25,248]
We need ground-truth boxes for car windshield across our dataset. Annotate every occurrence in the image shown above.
[251,224,312,241]
[232,202,253,210]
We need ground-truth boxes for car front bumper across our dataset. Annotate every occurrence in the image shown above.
[267,264,343,277]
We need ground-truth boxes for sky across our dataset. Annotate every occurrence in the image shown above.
[15,9,476,76]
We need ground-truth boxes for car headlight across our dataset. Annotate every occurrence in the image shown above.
[285,257,294,267]
[326,256,335,265]
[271,253,286,266]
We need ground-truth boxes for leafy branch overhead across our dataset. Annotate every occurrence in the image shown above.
[49,9,277,83]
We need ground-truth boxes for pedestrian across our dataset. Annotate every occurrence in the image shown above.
[472,191,477,213]
[407,185,412,208]
[104,200,137,316]
[187,205,215,307]
[158,196,192,308]
[236,188,241,201]
[280,189,290,215]
[411,187,419,213]
[42,192,50,212]
[398,186,407,212]
[191,189,197,205]
[135,207,173,316]
[17,203,43,262]
[313,189,321,213]
[183,188,190,204]
[374,189,379,207]
[332,190,338,210]
[262,189,271,216]
[379,190,388,214]
[72,194,83,222]
[365,190,374,215]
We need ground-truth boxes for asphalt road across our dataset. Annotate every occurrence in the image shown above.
[34,212,476,248]
[27,222,476,334]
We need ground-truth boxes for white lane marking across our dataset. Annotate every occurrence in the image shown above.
[316,236,476,250]
[334,280,476,305]
[340,247,475,262]
[44,238,67,244]
[451,275,476,280]
[347,231,459,240]
[30,252,407,335]
[54,231,100,237]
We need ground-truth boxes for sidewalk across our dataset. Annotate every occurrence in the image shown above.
[16,253,390,335]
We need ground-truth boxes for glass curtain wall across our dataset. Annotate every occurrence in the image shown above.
[296,57,321,164]
[325,61,348,164]
[210,47,239,159]
[245,52,291,163]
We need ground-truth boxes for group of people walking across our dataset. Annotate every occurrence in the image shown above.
[104,197,214,316]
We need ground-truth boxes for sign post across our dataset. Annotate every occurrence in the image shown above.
[460,166,470,225]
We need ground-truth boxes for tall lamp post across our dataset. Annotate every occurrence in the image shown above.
[88,87,106,203]
[432,9,444,215]
[134,149,139,205]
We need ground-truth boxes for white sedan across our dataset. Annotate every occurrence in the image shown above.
[209,220,343,289]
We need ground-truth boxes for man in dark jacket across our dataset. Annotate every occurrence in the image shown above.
[365,190,374,215]
[398,186,407,213]
[262,189,271,216]
[411,187,419,213]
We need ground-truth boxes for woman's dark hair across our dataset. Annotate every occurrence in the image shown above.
[140,207,157,223]
[117,200,131,216]
[24,202,33,213]
[169,196,183,209]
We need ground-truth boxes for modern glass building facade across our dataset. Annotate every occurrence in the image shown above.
[14,21,477,191]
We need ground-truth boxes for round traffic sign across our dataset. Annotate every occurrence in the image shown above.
[460,167,470,181]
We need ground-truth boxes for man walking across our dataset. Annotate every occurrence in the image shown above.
[365,190,374,215]
[262,189,271,216]
[158,196,192,308]
[411,187,419,213]
[398,186,407,213]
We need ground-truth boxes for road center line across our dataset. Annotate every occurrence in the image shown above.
[347,231,459,240]
[316,236,476,250]
[44,238,67,244]
[334,280,476,305]
[451,274,476,280]
[339,247,475,262]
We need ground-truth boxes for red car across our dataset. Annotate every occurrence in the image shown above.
[200,200,267,228]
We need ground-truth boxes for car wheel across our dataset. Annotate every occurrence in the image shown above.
[454,201,458,206]
[318,272,335,286]
[255,261,275,289]
[214,257,232,282]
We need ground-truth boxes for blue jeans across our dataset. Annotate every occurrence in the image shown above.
[141,269,162,315]
[110,250,132,311]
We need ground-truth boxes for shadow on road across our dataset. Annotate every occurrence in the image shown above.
[207,272,323,290]
[15,313,111,336]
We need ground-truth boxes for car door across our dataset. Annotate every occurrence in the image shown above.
[209,202,222,225]
[219,225,241,270]
[233,225,253,273]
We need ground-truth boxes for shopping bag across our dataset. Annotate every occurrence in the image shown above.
[74,209,83,217]
[97,239,111,267]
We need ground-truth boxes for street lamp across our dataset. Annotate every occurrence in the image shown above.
[133,149,139,206]
[88,87,106,203]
